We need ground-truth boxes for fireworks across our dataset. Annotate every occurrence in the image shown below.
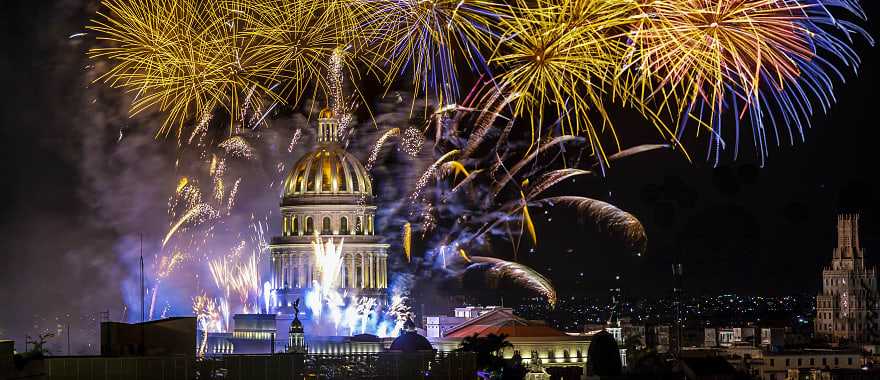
[468,256,557,307]
[88,0,281,136]
[491,0,638,156]
[370,0,507,104]
[622,0,871,164]
[81,0,872,336]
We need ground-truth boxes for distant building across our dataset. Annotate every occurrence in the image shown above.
[425,316,467,338]
[816,214,880,344]
[758,349,861,380]
[428,307,590,377]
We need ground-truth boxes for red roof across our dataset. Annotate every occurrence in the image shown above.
[443,309,568,338]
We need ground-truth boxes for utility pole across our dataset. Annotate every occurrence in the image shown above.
[671,263,684,357]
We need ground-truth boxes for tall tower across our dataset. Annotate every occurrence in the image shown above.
[816,214,879,343]
[269,108,390,315]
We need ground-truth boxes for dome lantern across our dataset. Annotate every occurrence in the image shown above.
[317,107,339,144]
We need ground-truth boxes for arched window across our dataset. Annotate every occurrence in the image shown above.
[322,217,332,235]
[340,217,349,235]
[305,217,314,235]
[292,216,299,235]
[355,217,363,235]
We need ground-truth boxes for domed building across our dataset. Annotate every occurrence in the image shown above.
[269,109,390,313]
[389,318,434,353]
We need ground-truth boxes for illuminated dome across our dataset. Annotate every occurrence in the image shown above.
[282,145,372,201]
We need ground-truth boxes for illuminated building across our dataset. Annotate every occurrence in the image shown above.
[815,214,880,343]
[270,107,389,312]
[428,307,590,377]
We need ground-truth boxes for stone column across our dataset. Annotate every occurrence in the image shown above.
[347,255,355,289]
[298,253,304,288]
[368,253,375,288]
[381,255,387,288]
[305,255,311,287]
[361,253,367,289]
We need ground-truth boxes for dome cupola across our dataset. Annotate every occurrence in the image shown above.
[281,109,372,205]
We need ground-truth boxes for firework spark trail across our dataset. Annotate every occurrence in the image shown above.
[288,129,303,152]
[162,203,218,249]
[467,256,557,307]
[366,128,401,171]
[218,136,256,159]
[209,252,261,310]
[306,236,345,322]
[226,178,242,214]
[410,149,460,204]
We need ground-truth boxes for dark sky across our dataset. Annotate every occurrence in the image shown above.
[0,0,878,345]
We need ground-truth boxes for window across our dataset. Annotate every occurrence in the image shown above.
[305,217,314,235]
[355,217,363,235]
[340,217,349,235]
[810,358,814,365]
[823,358,827,366]
[292,216,299,235]
[322,217,332,234]
[785,359,790,366]
[797,358,802,366]
[834,358,839,366]
[770,359,775,366]
[848,357,853,365]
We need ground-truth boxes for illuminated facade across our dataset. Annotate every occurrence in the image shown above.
[269,108,389,313]
[816,214,880,343]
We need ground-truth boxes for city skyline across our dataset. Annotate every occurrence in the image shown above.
[1,0,879,368]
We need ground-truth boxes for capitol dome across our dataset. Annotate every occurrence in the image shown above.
[281,108,372,205]
[282,145,372,201]
[269,106,389,314]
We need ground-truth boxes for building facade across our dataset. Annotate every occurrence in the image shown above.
[816,214,880,344]
[269,109,390,313]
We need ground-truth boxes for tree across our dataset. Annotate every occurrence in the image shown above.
[457,333,521,379]
[587,330,622,377]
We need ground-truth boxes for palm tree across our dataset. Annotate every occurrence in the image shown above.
[457,333,514,373]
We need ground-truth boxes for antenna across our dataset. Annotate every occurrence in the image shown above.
[140,233,145,323]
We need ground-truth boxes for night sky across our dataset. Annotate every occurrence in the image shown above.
[0,0,878,346]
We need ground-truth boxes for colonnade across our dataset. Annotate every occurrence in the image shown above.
[272,250,387,289]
